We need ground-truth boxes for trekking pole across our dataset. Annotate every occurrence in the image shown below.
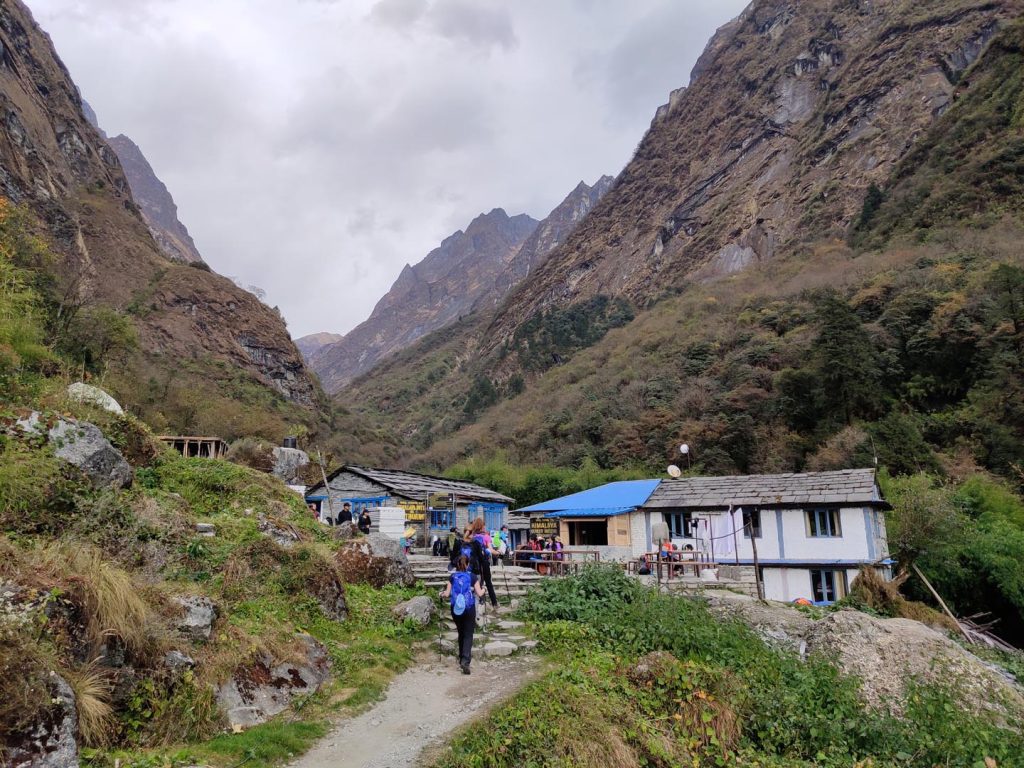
[499,556,511,605]
[436,591,445,662]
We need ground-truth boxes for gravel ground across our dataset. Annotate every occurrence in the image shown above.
[289,653,540,768]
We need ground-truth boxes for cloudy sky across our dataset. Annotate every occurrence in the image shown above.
[29,0,747,338]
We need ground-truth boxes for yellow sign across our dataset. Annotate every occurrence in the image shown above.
[398,500,426,522]
[530,517,558,537]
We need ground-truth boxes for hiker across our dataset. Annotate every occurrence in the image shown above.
[469,517,499,608]
[307,502,318,521]
[441,555,486,674]
[357,508,372,535]
[337,502,353,527]
[446,527,459,560]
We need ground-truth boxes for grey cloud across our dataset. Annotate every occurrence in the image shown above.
[28,0,744,337]
[427,0,516,51]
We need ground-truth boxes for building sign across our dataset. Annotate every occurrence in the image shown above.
[530,517,558,537]
[398,500,426,522]
[429,492,454,508]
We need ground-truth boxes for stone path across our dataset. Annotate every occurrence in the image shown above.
[288,653,539,768]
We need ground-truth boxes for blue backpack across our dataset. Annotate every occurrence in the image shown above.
[450,571,475,615]
[459,540,474,563]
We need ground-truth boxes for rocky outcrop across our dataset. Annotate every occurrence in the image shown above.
[0,0,319,410]
[5,672,79,768]
[271,446,309,484]
[335,533,415,588]
[310,208,537,392]
[215,634,330,729]
[13,411,132,488]
[173,595,219,643]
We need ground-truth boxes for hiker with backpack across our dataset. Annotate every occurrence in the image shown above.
[468,517,500,609]
[441,555,486,674]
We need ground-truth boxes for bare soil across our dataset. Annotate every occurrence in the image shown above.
[289,652,541,768]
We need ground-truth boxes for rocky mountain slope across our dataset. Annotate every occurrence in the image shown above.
[295,330,343,359]
[340,0,1024,471]
[82,102,204,264]
[106,133,205,264]
[0,0,320,428]
[310,178,613,392]
[310,208,538,392]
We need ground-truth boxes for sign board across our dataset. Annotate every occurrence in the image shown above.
[428,492,453,509]
[530,517,558,537]
[398,500,426,522]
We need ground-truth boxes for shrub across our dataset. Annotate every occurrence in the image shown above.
[0,440,79,533]
[67,662,115,747]
[0,622,53,749]
[225,437,275,473]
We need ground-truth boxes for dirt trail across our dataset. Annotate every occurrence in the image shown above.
[289,653,539,768]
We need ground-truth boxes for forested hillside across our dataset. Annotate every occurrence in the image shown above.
[343,8,1024,495]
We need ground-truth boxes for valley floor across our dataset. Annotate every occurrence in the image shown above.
[289,652,540,768]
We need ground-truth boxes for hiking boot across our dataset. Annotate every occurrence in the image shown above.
[460,663,471,675]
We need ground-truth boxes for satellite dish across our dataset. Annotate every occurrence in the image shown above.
[680,444,690,455]
[667,464,682,478]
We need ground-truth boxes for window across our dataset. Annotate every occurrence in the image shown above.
[807,508,842,537]
[430,507,454,529]
[567,520,608,546]
[664,512,693,538]
[810,569,847,603]
[742,508,762,538]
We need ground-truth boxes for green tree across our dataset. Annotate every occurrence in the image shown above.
[812,294,884,424]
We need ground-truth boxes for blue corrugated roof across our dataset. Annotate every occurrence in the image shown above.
[518,480,661,515]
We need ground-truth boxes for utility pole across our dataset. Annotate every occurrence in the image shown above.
[316,450,335,523]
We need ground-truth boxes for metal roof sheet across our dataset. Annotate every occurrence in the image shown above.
[543,506,635,519]
[518,479,661,513]
[644,468,881,509]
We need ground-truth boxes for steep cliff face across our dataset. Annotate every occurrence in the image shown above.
[485,0,1020,349]
[473,176,614,312]
[311,208,538,392]
[0,0,318,411]
[106,134,204,264]
[339,0,1024,465]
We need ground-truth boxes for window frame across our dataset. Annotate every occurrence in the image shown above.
[664,511,693,538]
[742,508,762,539]
[567,519,609,546]
[806,507,842,538]
[810,569,847,603]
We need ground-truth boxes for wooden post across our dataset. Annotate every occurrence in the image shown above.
[912,563,970,642]
[749,520,765,602]
[317,450,334,523]
[732,506,740,565]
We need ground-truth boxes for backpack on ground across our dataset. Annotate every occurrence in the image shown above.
[450,571,475,616]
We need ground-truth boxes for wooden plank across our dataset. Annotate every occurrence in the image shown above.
[912,563,971,642]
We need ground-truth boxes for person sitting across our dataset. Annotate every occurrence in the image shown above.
[637,553,652,576]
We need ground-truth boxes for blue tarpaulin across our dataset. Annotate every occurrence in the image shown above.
[517,480,661,519]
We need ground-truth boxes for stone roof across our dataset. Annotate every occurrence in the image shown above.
[316,465,514,504]
[644,468,883,509]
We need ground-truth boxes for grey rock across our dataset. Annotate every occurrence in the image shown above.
[257,515,300,548]
[271,446,309,484]
[173,595,219,642]
[47,417,132,489]
[164,650,196,671]
[215,634,330,728]
[66,383,124,415]
[437,638,457,656]
[391,596,436,626]
[5,671,79,767]
[497,620,524,630]
[520,640,539,652]
[195,523,216,537]
[335,532,414,588]
[483,641,517,657]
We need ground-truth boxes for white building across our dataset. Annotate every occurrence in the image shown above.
[515,469,890,604]
[642,468,890,603]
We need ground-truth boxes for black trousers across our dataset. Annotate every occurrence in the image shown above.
[477,565,499,607]
[451,606,476,667]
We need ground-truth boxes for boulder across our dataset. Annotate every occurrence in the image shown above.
[804,609,1024,720]
[47,417,132,489]
[215,634,330,728]
[335,532,414,588]
[163,650,196,672]
[270,446,309,484]
[392,596,436,626]
[256,515,301,548]
[66,383,124,415]
[173,595,219,643]
[5,672,79,767]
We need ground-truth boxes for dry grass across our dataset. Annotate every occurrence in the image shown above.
[0,623,53,745]
[8,542,158,659]
[66,662,114,747]
[849,566,958,632]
